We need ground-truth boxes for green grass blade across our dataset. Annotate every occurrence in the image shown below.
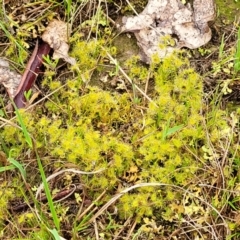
[8,157,26,180]
[218,33,225,59]
[165,124,184,137]
[0,165,16,172]
[36,153,60,230]
[0,21,26,65]
[49,228,62,240]
[234,27,240,72]
[14,107,33,148]
[162,118,184,141]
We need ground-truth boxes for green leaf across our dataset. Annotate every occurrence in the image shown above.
[0,165,16,173]
[8,157,26,180]
[36,153,60,230]
[49,229,62,240]
[234,27,240,72]
[24,89,32,102]
[165,124,184,137]
[0,109,4,117]
[162,118,184,140]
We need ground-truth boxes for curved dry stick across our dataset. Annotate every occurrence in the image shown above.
[14,40,51,108]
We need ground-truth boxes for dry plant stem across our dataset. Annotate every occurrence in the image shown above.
[35,86,66,113]
[6,217,26,236]
[180,209,213,239]
[183,179,224,238]
[27,4,52,20]
[216,124,239,224]
[144,71,151,104]
[54,184,77,203]
[35,168,105,200]
[76,189,107,221]
[102,11,115,26]
[0,116,22,130]
[10,185,77,212]
[104,49,158,107]
[220,121,235,168]
[126,0,138,15]
[71,2,88,29]
[225,17,240,43]
[126,218,137,240]
[169,229,182,239]
[181,223,223,240]
[199,183,240,203]
[2,1,14,34]
[202,117,225,189]
[94,219,99,240]
[113,217,131,240]
[205,222,220,240]
[87,183,229,235]
[86,0,98,40]
[0,83,68,129]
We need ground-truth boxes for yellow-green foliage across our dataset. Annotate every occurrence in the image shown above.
[0,44,238,226]
[0,182,14,229]
[70,37,108,81]
[121,0,148,14]
[125,56,149,81]
[116,52,206,220]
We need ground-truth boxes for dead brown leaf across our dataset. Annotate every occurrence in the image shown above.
[42,19,76,65]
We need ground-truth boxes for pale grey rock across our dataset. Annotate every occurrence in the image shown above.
[120,0,216,63]
[0,59,21,97]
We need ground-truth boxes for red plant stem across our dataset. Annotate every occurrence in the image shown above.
[13,41,51,108]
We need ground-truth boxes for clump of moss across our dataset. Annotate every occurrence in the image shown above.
[0,52,197,213]
[120,0,148,14]
[0,39,239,239]
[0,182,14,228]
[113,52,204,220]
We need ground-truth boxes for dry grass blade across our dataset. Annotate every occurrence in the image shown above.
[88,182,229,235]
[126,218,137,240]
[125,0,138,15]
[0,116,22,130]
[93,219,99,240]
[76,189,106,221]
[35,168,105,199]
[103,49,158,107]
[0,82,68,129]
[113,217,131,240]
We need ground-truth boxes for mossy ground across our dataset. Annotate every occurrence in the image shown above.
[0,0,240,239]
